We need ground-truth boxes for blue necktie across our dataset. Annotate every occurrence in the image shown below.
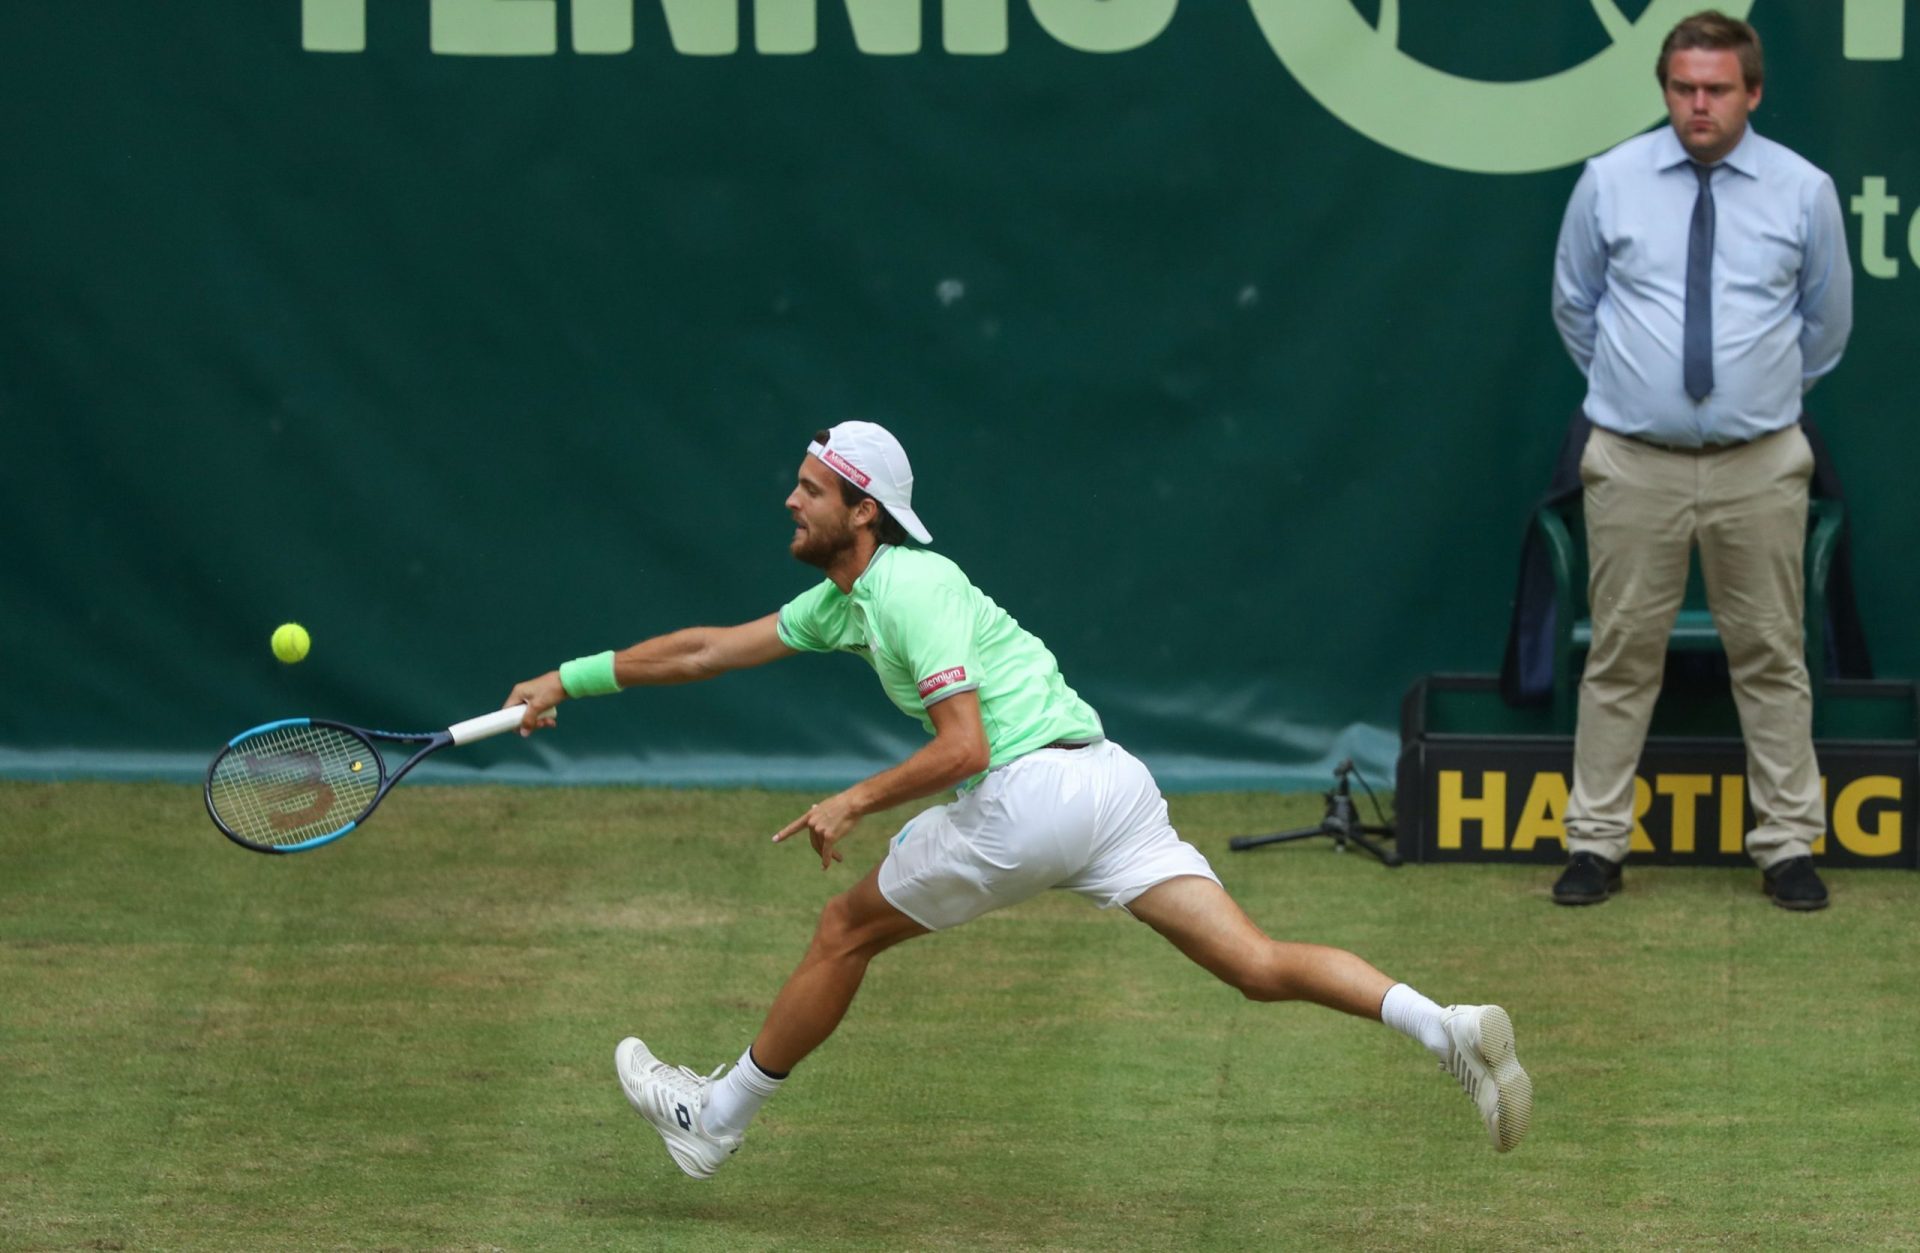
[1683,161,1715,403]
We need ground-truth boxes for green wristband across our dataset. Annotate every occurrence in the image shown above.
[559,650,620,698]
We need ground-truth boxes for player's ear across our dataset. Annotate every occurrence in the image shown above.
[852,496,880,530]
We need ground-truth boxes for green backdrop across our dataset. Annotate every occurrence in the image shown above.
[3,2,1915,789]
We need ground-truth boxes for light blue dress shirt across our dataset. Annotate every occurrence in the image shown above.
[1552,125,1852,447]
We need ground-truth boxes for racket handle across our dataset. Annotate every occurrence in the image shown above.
[450,705,534,745]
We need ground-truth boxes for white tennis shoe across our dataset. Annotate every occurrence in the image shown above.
[1440,1004,1533,1153]
[614,1037,741,1180]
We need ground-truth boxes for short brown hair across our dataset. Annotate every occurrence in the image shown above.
[813,428,909,546]
[1658,11,1763,89]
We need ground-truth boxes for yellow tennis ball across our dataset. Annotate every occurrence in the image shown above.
[271,622,311,664]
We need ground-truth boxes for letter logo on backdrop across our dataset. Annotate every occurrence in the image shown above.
[311,0,1908,182]
[1243,0,1756,174]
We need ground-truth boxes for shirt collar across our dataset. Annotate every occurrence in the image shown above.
[847,543,895,601]
[1653,122,1762,179]
[1718,126,1762,178]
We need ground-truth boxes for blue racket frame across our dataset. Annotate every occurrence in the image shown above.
[205,717,450,854]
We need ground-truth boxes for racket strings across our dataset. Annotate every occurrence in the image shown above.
[208,723,382,847]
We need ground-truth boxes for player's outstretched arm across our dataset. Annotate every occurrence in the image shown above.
[622,613,798,684]
[505,613,796,733]
[774,690,990,870]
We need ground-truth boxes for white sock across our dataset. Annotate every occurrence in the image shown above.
[1380,983,1451,1061]
[700,1046,785,1140]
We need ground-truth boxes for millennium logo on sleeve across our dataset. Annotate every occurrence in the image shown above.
[917,666,967,698]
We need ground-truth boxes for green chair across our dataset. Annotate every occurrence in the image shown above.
[1535,496,1846,733]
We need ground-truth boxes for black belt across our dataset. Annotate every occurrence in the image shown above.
[1614,424,1793,455]
[1620,432,1749,455]
[1042,739,1095,751]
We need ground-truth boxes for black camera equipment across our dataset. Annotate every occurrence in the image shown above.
[1227,758,1401,867]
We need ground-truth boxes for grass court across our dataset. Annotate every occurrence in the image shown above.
[3,780,1916,1250]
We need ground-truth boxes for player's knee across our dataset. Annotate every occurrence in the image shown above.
[808,893,860,953]
[1233,975,1296,1003]
[1218,952,1299,1003]
[810,889,901,961]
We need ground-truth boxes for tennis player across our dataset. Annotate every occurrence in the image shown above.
[503,421,1532,1177]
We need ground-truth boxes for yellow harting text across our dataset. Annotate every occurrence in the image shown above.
[1655,774,1712,853]
[1437,770,1505,850]
[1719,775,1745,854]
[1434,769,1906,857]
[1833,775,1904,856]
[1628,777,1655,853]
[1510,772,1567,852]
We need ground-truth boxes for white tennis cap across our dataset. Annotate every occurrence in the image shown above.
[807,421,932,544]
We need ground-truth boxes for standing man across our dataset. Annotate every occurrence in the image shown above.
[504,421,1533,1177]
[1550,11,1853,909]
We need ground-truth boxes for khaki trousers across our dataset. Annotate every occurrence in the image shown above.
[1565,425,1823,868]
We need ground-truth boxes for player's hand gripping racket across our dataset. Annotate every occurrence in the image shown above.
[204,706,529,854]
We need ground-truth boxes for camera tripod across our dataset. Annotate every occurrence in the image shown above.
[1227,759,1401,867]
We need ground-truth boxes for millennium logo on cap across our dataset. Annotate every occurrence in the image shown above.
[822,448,871,488]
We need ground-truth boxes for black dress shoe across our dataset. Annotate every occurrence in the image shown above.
[1762,856,1830,911]
[1552,851,1622,905]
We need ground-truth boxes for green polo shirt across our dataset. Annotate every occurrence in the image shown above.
[777,546,1103,767]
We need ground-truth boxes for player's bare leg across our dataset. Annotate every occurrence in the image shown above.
[751,864,930,1072]
[616,864,927,1178]
[1126,874,1394,1014]
[1127,875,1532,1151]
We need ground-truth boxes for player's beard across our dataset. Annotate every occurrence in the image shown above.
[790,512,858,571]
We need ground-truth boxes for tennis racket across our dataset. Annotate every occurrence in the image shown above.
[204,705,530,854]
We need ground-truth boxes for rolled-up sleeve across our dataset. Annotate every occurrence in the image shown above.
[1798,173,1853,391]
[1551,164,1605,377]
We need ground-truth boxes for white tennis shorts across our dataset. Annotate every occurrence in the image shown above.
[876,739,1219,931]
